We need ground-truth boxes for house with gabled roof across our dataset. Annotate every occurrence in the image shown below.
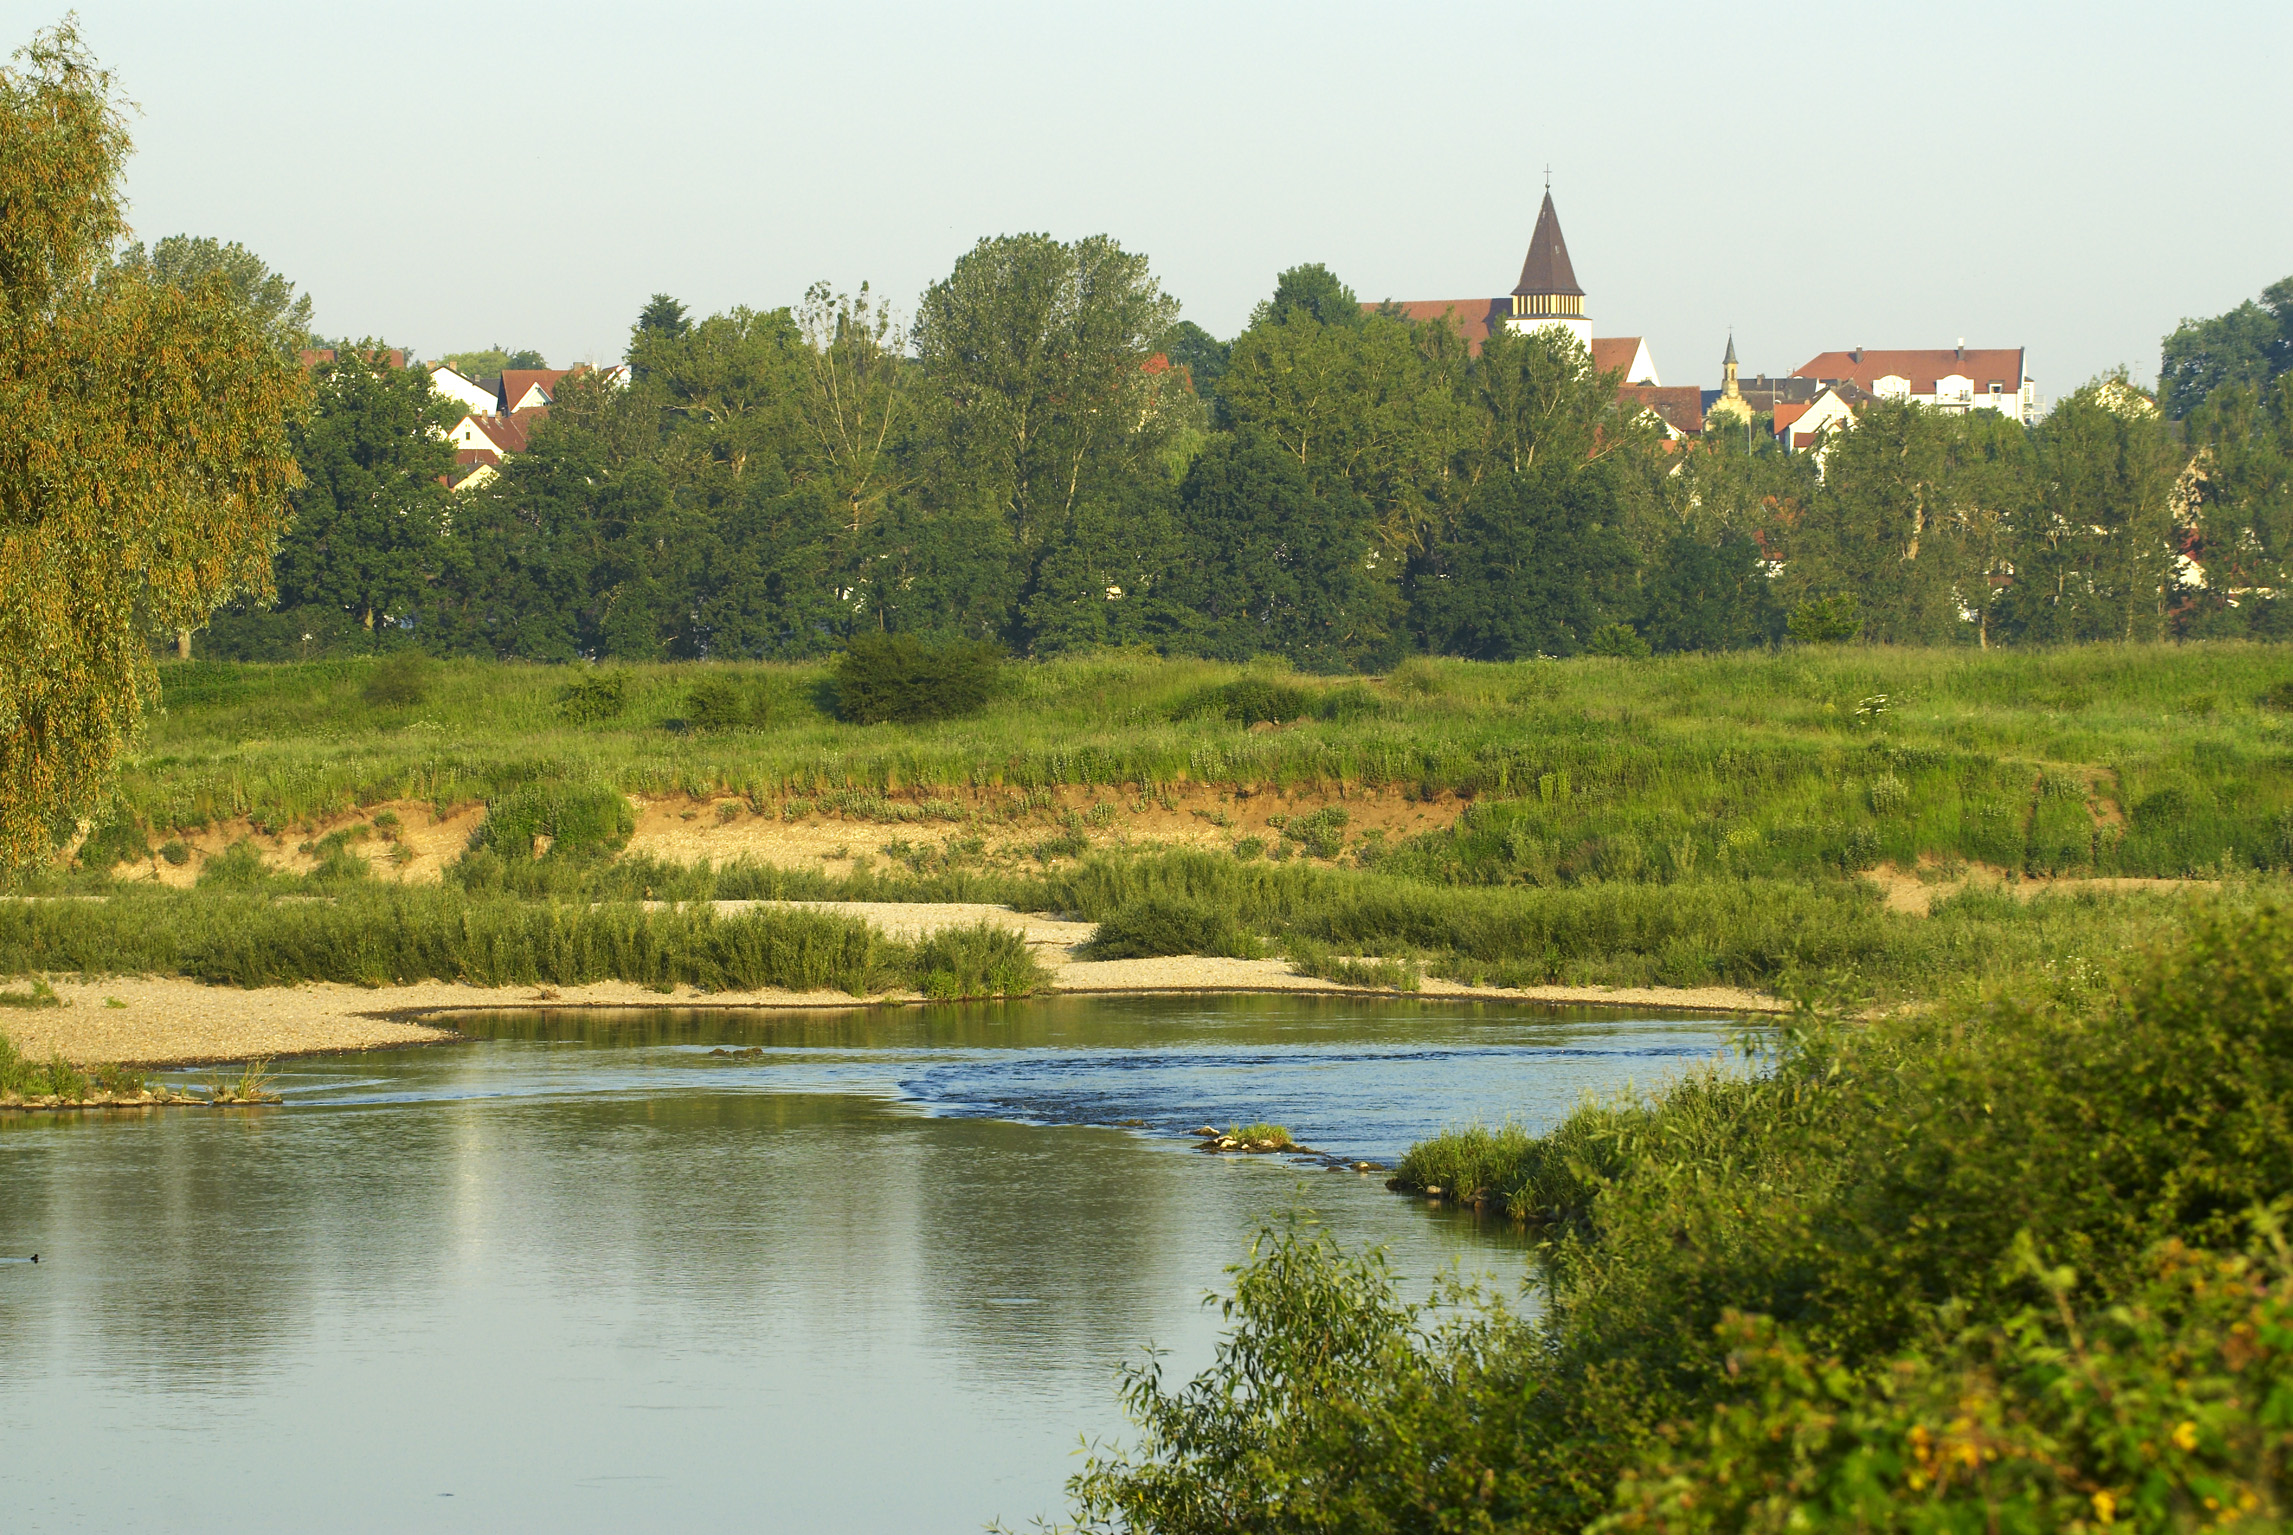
[1795,346,2035,423]
[428,364,497,416]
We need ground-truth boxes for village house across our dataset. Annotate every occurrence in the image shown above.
[1794,345,2036,424]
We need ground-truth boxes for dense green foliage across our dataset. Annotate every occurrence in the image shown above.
[0,24,304,867]
[1070,904,2293,1532]
[833,632,1002,723]
[191,241,2293,669]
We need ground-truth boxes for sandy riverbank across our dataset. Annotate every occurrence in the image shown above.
[2,901,1783,1067]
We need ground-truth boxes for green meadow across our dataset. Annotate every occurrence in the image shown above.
[16,640,2293,1002]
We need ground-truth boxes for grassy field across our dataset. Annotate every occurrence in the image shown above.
[12,643,2291,1002]
[117,643,2293,879]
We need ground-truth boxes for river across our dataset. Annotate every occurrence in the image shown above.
[0,995,1739,1532]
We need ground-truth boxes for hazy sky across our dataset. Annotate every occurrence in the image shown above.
[54,1,2293,398]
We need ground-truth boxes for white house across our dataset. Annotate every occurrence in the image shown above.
[1795,347,2037,423]
[428,365,498,416]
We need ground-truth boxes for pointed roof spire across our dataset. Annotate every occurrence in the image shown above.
[1512,190,1583,299]
[1723,331,1738,366]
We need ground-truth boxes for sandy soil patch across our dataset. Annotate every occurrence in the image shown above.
[4,900,1776,1067]
[104,784,1468,888]
[111,800,484,888]
[1861,859,2215,917]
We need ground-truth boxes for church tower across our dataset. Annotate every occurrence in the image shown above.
[1505,189,1592,351]
[1708,332,1753,424]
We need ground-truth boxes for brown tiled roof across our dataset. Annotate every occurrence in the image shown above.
[1795,348,2025,394]
[1513,191,1583,298]
[462,409,545,458]
[1617,383,1703,436]
[1590,337,1643,376]
[495,367,580,412]
[1372,297,1508,347]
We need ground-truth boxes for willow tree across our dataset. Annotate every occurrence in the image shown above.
[0,26,303,867]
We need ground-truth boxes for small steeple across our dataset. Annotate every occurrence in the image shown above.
[1723,331,1738,367]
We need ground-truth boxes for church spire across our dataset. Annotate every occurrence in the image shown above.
[1512,190,1583,299]
[1723,331,1738,367]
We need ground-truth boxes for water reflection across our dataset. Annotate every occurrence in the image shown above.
[0,995,1739,1533]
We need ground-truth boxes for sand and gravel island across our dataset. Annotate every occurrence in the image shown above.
[4,899,1781,1069]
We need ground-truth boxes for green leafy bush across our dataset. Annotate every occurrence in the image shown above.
[469,782,635,861]
[555,670,626,725]
[834,634,1001,724]
[362,652,434,707]
[1068,901,2293,1534]
[195,839,271,888]
[1586,622,1651,659]
[685,676,748,732]
[1280,805,1350,859]
[76,807,148,870]
[910,920,1048,1000]
[1082,893,1261,960]
[1788,594,1864,644]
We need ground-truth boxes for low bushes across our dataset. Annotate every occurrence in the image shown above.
[469,782,635,861]
[1069,902,2293,1533]
[1082,893,1261,960]
[834,634,1001,724]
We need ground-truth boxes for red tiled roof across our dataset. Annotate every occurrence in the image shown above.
[1373,297,1507,347]
[461,408,545,458]
[495,367,580,411]
[1773,401,1812,432]
[1590,337,1643,377]
[1616,383,1702,436]
[1795,348,2025,394]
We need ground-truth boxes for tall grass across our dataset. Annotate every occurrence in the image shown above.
[106,645,2293,882]
[0,887,1047,998]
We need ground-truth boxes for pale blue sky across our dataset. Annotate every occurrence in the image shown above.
[46,1,2293,397]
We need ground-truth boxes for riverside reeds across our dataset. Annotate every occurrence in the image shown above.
[0,887,1048,998]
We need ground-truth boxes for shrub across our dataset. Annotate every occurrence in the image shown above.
[2261,679,2293,712]
[834,634,1001,724]
[556,670,626,725]
[196,839,271,888]
[1221,678,1311,725]
[362,651,434,707]
[1281,806,1350,859]
[470,782,635,861]
[685,676,747,732]
[76,807,148,871]
[1083,894,1260,960]
[909,921,1048,1000]
[1788,594,1863,644]
[158,839,191,866]
[1586,622,1651,659]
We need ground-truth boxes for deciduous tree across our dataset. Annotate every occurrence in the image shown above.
[0,24,303,867]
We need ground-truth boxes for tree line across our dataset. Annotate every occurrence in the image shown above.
[205,244,2293,667]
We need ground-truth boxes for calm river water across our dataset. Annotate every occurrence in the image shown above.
[0,995,1739,1533]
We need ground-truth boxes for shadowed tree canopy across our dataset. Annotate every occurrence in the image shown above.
[2158,276,2293,419]
[0,24,304,867]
